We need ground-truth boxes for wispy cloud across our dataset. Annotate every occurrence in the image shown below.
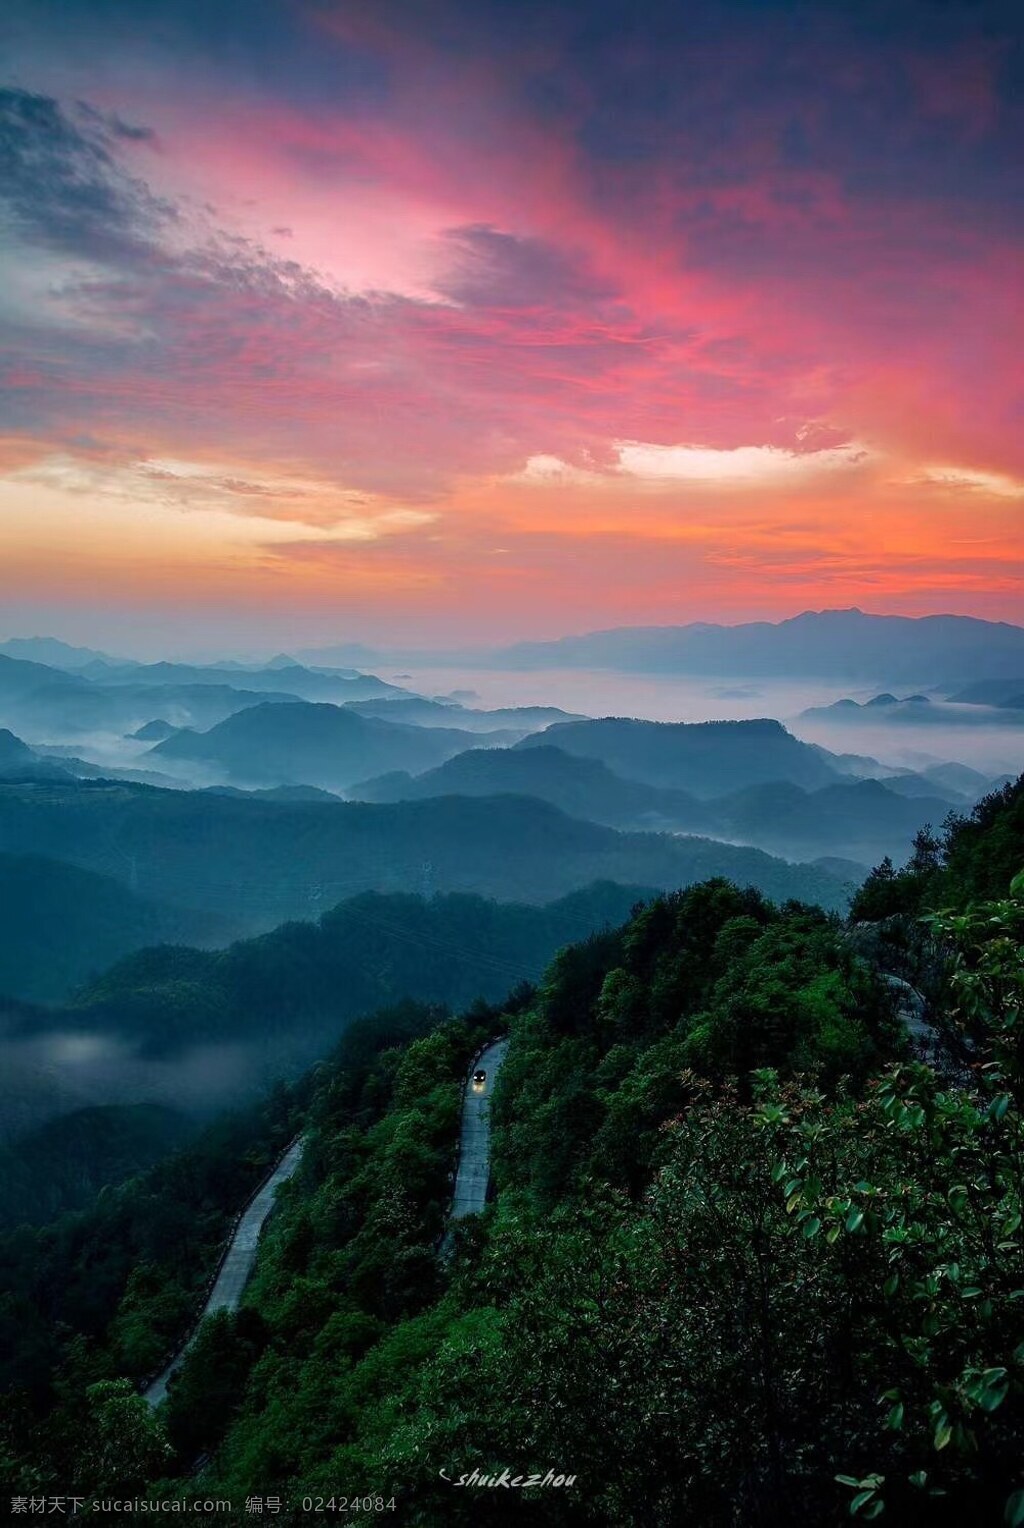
[0,88,172,264]
[908,465,1024,500]
[0,0,1022,636]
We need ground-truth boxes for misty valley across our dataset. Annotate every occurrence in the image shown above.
[3,1,1024,1517]
[0,610,1022,1524]
[0,613,1019,1136]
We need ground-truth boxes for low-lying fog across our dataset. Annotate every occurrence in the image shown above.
[4,657,1020,1149]
[792,714,1024,777]
[386,667,1024,778]
[0,1022,294,1142]
[22,669,1024,782]
[5,662,1021,1143]
[398,666,850,721]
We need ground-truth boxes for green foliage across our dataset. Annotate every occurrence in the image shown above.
[0,1074,301,1484]
[189,863,1023,1522]
[851,775,1024,921]
[67,884,644,1061]
[685,910,898,1082]
[492,882,898,1206]
[0,852,225,1004]
[3,772,1023,1521]
[0,1104,193,1232]
[168,1014,487,1495]
[162,1309,269,1460]
[76,1380,171,1495]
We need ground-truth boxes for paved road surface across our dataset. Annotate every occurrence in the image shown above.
[450,1038,508,1222]
[144,1138,305,1407]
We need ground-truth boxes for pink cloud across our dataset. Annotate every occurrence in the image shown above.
[2,3,1022,633]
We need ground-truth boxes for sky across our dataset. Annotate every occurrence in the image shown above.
[0,0,1022,653]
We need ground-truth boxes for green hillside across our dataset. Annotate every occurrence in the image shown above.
[0,779,851,923]
[0,1104,193,1230]
[0,852,231,1002]
[64,883,650,1059]
[1,782,1021,1521]
[515,715,841,793]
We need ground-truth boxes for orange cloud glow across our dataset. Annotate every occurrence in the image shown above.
[1,0,1022,646]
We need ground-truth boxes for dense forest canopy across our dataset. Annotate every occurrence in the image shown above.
[0,778,1021,1523]
[0,776,852,923]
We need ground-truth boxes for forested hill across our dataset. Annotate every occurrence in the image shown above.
[0,1104,193,1230]
[0,778,851,922]
[852,773,1024,919]
[1,780,1022,1523]
[514,715,837,794]
[188,782,1024,1524]
[0,883,650,1166]
[0,852,232,1003]
[58,883,650,1058]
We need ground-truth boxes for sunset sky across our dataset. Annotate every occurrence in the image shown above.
[1,0,1022,653]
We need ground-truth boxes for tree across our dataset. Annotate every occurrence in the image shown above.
[164,1310,268,1461]
[76,1379,170,1494]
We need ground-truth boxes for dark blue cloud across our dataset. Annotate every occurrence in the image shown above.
[0,88,172,264]
[4,0,1021,230]
[74,100,157,142]
[436,225,618,311]
[1,0,389,111]
[405,0,1024,229]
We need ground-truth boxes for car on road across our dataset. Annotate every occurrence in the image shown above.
[472,1068,487,1092]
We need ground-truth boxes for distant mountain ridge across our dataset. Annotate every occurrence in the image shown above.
[150,701,526,790]
[484,609,1024,682]
[11,612,1024,688]
[0,649,406,744]
[0,852,232,1003]
[354,741,957,864]
[0,729,36,771]
[343,696,585,731]
[710,777,955,865]
[946,678,1024,708]
[514,716,838,795]
[0,777,853,924]
[802,694,1024,727]
[0,727,179,789]
[351,744,712,830]
[0,652,305,739]
[0,637,129,670]
[81,659,404,704]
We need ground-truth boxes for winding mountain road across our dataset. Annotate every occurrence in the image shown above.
[450,1038,508,1223]
[144,1137,305,1407]
[146,1041,508,1405]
